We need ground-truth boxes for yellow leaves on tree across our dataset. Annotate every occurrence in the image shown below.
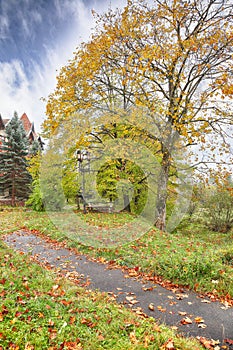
[43,0,233,230]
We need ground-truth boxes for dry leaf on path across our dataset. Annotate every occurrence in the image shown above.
[180,317,192,325]
[148,303,154,311]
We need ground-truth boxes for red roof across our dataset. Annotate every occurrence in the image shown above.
[20,113,32,133]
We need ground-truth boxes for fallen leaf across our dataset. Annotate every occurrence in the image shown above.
[176,293,189,300]
[126,296,135,302]
[126,296,139,305]
[211,280,219,284]
[195,316,205,323]
[198,324,207,328]
[161,338,175,350]
[178,311,187,316]
[201,299,211,304]
[129,331,139,344]
[224,338,233,345]
[69,316,76,324]
[153,324,161,332]
[52,284,59,291]
[148,303,154,311]
[142,287,153,291]
[97,334,105,341]
[48,319,54,326]
[60,341,82,349]
[157,305,166,312]
[180,317,192,325]
[197,337,220,349]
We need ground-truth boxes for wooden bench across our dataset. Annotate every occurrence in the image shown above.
[87,203,113,213]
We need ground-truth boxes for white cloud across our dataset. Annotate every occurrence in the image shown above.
[0,0,127,133]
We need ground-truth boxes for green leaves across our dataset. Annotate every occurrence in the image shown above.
[0,112,31,206]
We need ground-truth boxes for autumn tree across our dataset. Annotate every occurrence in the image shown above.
[26,149,44,211]
[44,0,233,231]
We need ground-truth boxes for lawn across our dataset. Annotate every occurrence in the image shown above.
[1,208,232,301]
[0,208,205,350]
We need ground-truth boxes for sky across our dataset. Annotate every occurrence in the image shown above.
[0,0,126,133]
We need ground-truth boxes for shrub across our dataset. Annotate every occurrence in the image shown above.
[203,187,233,233]
[26,179,44,211]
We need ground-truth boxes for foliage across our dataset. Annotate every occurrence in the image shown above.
[26,151,44,211]
[26,178,45,212]
[96,159,148,214]
[40,149,66,211]
[203,185,233,233]
[61,157,79,202]
[43,0,233,231]
[0,112,31,205]
[29,139,41,156]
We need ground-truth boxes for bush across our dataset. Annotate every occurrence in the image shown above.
[203,187,233,233]
[26,179,45,211]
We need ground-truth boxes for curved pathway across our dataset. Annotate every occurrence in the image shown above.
[3,230,233,348]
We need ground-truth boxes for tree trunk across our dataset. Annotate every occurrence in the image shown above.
[155,151,170,231]
[11,172,16,207]
[123,193,131,212]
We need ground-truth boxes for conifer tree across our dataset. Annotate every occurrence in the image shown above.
[0,112,31,206]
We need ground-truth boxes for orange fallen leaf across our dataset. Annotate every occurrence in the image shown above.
[180,317,192,325]
[153,324,161,332]
[129,331,139,344]
[197,337,220,349]
[195,316,205,323]
[69,316,76,324]
[161,338,175,350]
[157,305,166,312]
[97,334,105,341]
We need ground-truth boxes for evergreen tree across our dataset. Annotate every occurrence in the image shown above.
[29,139,41,156]
[0,112,31,206]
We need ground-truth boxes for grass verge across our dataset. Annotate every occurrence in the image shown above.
[0,208,233,300]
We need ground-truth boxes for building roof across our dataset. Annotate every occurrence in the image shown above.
[20,113,32,133]
[0,113,44,149]
[0,115,9,130]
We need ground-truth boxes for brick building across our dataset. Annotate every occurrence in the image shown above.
[0,112,44,149]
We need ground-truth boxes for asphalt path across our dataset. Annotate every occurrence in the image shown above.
[3,230,233,347]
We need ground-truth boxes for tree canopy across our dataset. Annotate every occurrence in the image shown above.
[43,0,233,231]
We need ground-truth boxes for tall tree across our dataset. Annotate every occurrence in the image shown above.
[44,0,233,231]
[0,112,31,206]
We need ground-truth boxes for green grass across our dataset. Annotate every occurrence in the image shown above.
[0,241,203,349]
[1,207,233,300]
